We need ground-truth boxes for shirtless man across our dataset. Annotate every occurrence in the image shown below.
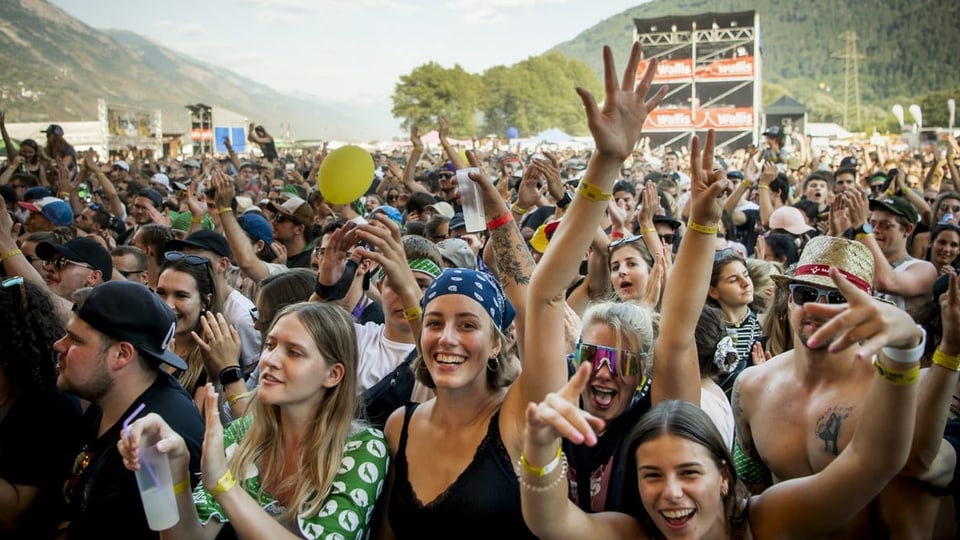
[733,235,958,539]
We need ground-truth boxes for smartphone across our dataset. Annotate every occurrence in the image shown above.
[285,163,295,171]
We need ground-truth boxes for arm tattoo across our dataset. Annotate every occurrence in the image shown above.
[490,222,534,287]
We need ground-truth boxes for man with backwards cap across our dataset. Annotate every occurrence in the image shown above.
[733,235,957,539]
[54,281,204,539]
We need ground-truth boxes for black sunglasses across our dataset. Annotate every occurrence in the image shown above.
[789,283,846,305]
[45,256,94,272]
[658,233,676,244]
[272,214,295,224]
[119,268,147,278]
[164,251,210,266]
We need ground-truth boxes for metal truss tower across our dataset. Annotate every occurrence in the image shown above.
[836,32,863,131]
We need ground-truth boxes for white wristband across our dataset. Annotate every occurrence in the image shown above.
[880,325,926,365]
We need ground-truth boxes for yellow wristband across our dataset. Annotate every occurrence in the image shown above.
[872,357,920,385]
[210,470,236,496]
[575,181,612,202]
[520,446,563,477]
[758,185,770,190]
[190,216,203,224]
[59,192,71,199]
[404,306,423,321]
[217,207,234,215]
[511,203,530,215]
[741,180,752,188]
[640,228,656,235]
[687,220,719,235]
[227,392,249,406]
[933,349,960,372]
[0,249,22,263]
[172,478,191,496]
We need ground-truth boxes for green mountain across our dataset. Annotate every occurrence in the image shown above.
[0,0,382,139]
[550,0,960,130]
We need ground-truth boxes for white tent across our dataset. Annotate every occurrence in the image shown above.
[533,128,572,144]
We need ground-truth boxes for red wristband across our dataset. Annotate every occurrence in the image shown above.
[610,231,625,239]
[486,212,514,230]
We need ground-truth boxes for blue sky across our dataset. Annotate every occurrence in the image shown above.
[50,0,644,108]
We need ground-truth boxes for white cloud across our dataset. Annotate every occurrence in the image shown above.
[244,0,419,12]
[446,0,564,24]
[179,23,204,36]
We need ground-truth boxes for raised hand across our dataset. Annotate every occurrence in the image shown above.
[524,362,606,447]
[199,384,230,492]
[191,311,242,375]
[411,125,424,153]
[758,161,777,188]
[575,43,667,161]
[636,181,659,226]
[687,130,731,225]
[805,268,924,358]
[438,117,450,141]
[639,250,667,309]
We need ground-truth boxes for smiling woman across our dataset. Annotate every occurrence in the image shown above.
[119,302,388,539]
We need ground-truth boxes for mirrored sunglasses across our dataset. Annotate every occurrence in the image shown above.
[570,342,643,379]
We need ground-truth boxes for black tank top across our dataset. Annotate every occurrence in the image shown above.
[387,403,537,540]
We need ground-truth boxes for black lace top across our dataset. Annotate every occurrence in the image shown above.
[387,403,537,540]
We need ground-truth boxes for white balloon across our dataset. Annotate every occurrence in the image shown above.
[891,104,905,128]
[908,104,923,130]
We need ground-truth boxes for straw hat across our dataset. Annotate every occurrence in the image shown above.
[771,235,874,293]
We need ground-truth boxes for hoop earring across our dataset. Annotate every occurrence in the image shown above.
[487,357,500,371]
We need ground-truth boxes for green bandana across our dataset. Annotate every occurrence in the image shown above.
[377,257,442,282]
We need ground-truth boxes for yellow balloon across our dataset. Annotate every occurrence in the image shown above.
[318,145,375,204]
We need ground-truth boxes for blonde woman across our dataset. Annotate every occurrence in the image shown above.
[119,302,388,539]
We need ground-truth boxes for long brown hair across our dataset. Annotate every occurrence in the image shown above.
[228,302,360,524]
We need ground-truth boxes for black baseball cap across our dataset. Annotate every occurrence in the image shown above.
[74,281,186,370]
[36,237,113,280]
[835,156,858,177]
[165,230,231,258]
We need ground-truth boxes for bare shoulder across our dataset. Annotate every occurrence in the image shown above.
[384,402,423,455]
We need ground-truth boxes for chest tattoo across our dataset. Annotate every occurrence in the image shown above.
[815,405,854,456]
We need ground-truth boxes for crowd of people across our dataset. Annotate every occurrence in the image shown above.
[0,43,959,540]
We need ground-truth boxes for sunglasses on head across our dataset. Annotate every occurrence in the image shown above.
[570,342,643,379]
[714,247,739,261]
[164,251,210,266]
[789,283,846,305]
[608,234,642,253]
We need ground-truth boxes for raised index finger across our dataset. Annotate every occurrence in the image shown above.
[559,361,593,403]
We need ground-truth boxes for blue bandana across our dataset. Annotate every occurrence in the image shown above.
[421,268,515,332]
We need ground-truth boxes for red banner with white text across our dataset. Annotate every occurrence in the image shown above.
[636,58,693,82]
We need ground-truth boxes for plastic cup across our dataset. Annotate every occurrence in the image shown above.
[455,168,486,233]
[134,435,180,531]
